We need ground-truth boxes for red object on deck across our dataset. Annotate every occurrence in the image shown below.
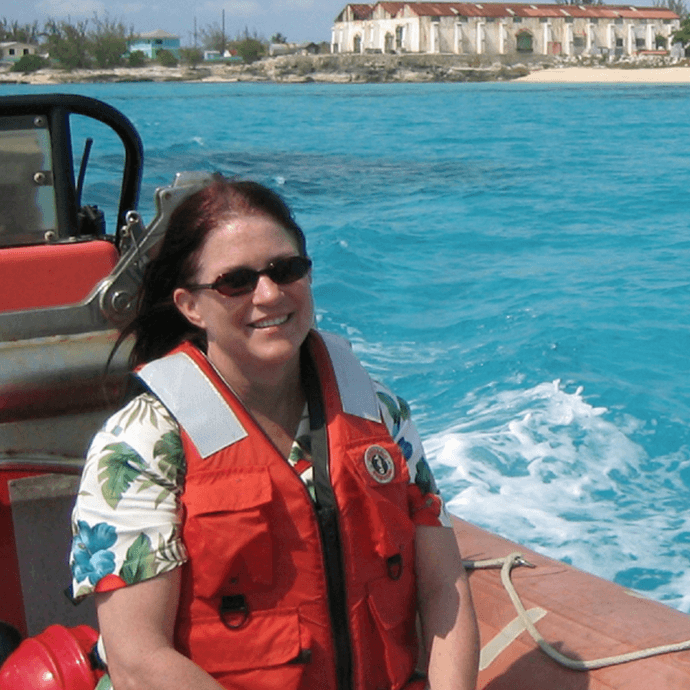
[0,624,101,689]
[0,241,118,313]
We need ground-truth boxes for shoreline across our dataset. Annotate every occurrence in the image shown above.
[1,55,689,85]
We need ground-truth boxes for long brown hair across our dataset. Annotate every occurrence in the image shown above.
[118,174,307,367]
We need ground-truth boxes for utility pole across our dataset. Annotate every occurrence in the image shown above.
[221,9,225,55]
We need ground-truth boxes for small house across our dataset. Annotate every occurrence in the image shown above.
[0,42,39,64]
[128,30,181,60]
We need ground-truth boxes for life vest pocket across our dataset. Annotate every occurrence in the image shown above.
[183,467,274,598]
[184,466,273,514]
[363,572,418,690]
[183,607,310,689]
[367,569,415,632]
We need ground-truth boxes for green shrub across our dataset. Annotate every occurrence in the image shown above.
[10,54,49,73]
[156,49,177,67]
[234,38,264,64]
[180,47,203,67]
[127,50,146,67]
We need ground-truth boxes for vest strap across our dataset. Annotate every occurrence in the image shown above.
[301,343,352,690]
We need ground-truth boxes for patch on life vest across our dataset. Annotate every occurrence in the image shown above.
[364,445,395,484]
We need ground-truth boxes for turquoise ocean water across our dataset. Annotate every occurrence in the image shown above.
[6,81,690,611]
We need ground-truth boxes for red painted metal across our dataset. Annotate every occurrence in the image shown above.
[0,241,118,314]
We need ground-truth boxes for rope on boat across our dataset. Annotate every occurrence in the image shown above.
[463,552,690,671]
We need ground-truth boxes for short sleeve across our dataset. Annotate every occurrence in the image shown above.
[70,393,188,600]
[374,382,451,527]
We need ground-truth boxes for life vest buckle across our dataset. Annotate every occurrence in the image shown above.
[288,649,313,664]
[387,554,403,581]
[220,594,250,630]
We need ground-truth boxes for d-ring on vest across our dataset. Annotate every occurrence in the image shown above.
[137,330,425,690]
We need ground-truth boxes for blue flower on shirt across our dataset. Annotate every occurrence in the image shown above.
[397,436,414,460]
[71,520,117,584]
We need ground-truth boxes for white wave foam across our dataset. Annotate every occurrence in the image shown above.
[424,380,690,611]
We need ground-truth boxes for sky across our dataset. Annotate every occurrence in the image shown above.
[2,0,348,46]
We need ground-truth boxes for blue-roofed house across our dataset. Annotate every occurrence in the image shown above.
[128,30,180,59]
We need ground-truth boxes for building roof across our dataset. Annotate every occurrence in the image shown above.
[134,30,179,40]
[336,3,374,20]
[379,2,406,14]
[0,41,37,48]
[336,2,679,21]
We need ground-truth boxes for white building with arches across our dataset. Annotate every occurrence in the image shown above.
[331,3,680,58]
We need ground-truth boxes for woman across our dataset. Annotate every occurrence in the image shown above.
[71,175,479,690]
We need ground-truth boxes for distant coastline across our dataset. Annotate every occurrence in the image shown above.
[1,53,689,85]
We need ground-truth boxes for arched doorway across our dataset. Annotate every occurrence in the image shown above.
[516,30,533,53]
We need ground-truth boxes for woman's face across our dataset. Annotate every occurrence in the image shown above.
[174,213,313,385]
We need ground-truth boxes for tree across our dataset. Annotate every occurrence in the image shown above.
[201,22,226,53]
[44,19,92,69]
[180,47,203,67]
[672,15,690,43]
[90,14,131,68]
[0,19,40,43]
[271,32,287,44]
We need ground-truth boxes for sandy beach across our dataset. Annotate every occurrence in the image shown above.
[516,66,690,83]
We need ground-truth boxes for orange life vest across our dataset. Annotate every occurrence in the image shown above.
[137,331,424,690]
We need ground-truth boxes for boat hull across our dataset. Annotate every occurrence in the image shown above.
[454,517,690,688]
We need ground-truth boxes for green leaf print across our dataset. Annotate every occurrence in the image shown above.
[124,396,157,429]
[415,457,439,496]
[156,531,185,567]
[377,391,402,436]
[120,532,157,584]
[97,443,147,509]
[153,431,185,487]
[396,395,411,421]
[121,393,176,430]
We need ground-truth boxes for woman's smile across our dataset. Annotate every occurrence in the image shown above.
[249,313,291,329]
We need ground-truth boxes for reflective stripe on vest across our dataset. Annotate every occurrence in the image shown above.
[318,332,380,422]
[138,332,380,456]
[138,351,247,458]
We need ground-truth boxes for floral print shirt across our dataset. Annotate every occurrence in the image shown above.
[70,382,450,600]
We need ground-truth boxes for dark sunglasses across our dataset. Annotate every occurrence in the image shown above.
[185,255,312,297]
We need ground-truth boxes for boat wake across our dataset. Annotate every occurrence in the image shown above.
[423,380,690,612]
